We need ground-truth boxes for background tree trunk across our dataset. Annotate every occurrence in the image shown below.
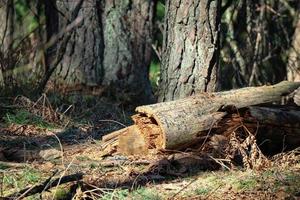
[158,0,221,102]
[288,13,300,82]
[48,0,154,105]
[0,0,15,88]
[53,0,103,87]
[102,0,154,104]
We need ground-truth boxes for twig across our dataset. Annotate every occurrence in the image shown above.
[0,161,28,169]
[52,157,76,200]
[6,173,84,199]
[98,120,127,128]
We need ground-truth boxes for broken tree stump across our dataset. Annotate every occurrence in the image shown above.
[102,81,300,155]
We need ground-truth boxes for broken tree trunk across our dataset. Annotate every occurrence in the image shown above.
[242,106,300,154]
[102,81,300,155]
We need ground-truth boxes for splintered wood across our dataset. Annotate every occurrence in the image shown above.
[117,115,163,155]
[101,114,163,155]
[101,81,300,155]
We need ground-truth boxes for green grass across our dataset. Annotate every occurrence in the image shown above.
[195,187,212,196]
[236,177,258,190]
[76,155,91,161]
[4,109,56,129]
[131,187,162,200]
[100,187,162,200]
[261,168,300,194]
[2,167,42,195]
[23,167,41,184]
[101,189,129,200]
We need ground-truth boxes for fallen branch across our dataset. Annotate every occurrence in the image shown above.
[6,173,84,199]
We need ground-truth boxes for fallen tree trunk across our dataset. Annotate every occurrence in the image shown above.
[102,81,300,155]
[242,106,300,154]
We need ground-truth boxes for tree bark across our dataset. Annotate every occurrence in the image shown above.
[0,0,15,88]
[102,0,154,104]
[47,0,154,104]
[235,106,300,155]
[53,0,103,87]
[102,81,300,155]
[288,13,300,82]
[158,0,221,102]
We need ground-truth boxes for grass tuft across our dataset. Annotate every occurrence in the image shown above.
[4,109,55,129]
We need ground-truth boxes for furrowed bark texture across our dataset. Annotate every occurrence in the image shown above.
[102,0,154,104]
[50,0,154,104]
[54,0,103,86]
[158,0,221,102]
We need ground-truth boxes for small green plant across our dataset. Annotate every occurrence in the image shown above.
[101,189,129,200]
[23,167,41,184]
[236,177,257,190]
[3,174,18,188]
[195,187,211,196]
[100,188,161,200]
[2,167,42,196]
[89,162,98,169]
[4,109,55,129]
[76,155,91,161]
[131,187,162,200]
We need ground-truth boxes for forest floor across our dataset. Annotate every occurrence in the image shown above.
[0,94,299,200]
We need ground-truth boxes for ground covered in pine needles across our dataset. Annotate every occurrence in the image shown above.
[0,94,299,199]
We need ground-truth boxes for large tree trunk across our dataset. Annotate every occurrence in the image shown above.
[47,0,154,105]
[158,0,221,102]
[102,0,154,104]
[53,0,103,87]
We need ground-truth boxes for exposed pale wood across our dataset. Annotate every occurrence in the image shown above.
[118,125,148,155]
[136,81,300,149]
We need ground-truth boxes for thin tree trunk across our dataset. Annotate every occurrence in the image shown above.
[288,13,300,82]
[0,0,15,88]
[158,0,221,102]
